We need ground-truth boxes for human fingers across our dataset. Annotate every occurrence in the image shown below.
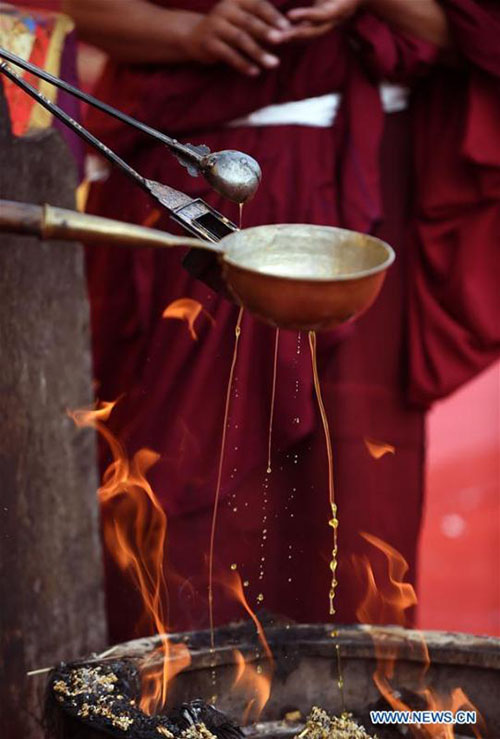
[239,0,292,31]
[285,20,336,40]
[204,36,261,76]
[288,0,354,24]
[217,18,280,68]
[230,6,291,44]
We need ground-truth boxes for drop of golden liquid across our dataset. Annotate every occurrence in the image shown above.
[257,593,264,603]
[243,580,249,587]
[230,563,237,571]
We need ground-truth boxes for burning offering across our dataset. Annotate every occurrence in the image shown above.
[298,707,372,739]
[46,660,243,739]
[43,622,500,739]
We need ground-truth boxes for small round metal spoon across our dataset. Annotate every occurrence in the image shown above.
[200,150,262,204]
[0,203,395,332]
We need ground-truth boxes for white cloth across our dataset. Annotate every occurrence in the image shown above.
[227,83,410,129]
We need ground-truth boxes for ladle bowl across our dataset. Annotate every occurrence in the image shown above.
[218,224,395,331]
[201,149,262,203]
[0,202,395,332]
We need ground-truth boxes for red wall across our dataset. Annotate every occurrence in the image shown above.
[419,362,500,636]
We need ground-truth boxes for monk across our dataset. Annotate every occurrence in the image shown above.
[64,0,500,642]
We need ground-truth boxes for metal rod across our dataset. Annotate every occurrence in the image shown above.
[0,60,149,192]
[0,62,238,240]
[0,46,203,168]
[0,56,240,239]
[0,200,216,252]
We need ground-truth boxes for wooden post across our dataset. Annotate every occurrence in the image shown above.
[0,89,107,736]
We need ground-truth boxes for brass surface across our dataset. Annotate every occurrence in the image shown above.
[220,224,395,331]
[0,203,394,332]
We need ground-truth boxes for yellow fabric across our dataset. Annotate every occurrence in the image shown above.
[28,13,74,130]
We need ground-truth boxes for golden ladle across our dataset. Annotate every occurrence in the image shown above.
[0,201,395,332]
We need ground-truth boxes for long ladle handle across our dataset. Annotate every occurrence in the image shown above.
[0,60,149,192]
[0,47,203,168]
[0,200,220,252]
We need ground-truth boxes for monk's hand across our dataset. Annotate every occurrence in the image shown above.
[185,0,292,76]
[287,0,364,39]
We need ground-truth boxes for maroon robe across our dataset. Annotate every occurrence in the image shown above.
[408,0,500,404]
[84,1,500,641]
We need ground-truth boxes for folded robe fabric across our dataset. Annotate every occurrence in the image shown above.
[406,0,500,404]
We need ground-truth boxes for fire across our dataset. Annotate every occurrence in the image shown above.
[162,298,214,340]
[232,649,272,724]
[221,571,274,723]
[353,532,483,737]
[69,400,191,714]
[222,571,274,664]
[356,532,417,628]
[142,209,161,228]
[364,438,396,459]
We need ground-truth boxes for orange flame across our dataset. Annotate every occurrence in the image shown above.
[68,400,191,714]
[232,649,272,724]
[222,571,274,666]
[364,438,396,460]
[356,532,417,628]
[353,532,483,738]
[162,298,214,340]
[220,571,274,723]
[142,209,161,228]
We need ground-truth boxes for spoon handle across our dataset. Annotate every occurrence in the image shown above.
[0,200,221,253]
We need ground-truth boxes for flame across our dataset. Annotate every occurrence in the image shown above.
[222,571,274,665]
[220,571,273,722]
[162,298,214,340]
[353,532,483,738]
[364,438,396,460]
[232,649,272,724]
[68,400,191,714]
[142,209,161,228]
[71,399,117,425]
[356,532,417,627]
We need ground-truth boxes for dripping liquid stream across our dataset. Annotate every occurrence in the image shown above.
[267,330,280,474]
[207,205,245,694]
[308,330,345,714]
[207,308,243,680]
[256,328,280,605]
